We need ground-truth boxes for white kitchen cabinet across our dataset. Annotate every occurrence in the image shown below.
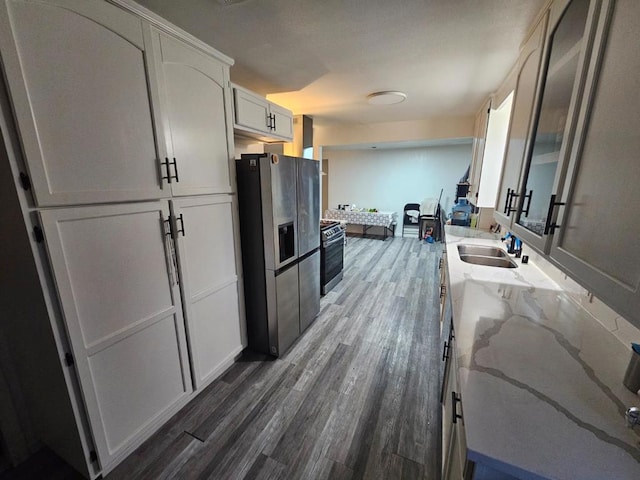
[171,195,243,389]
[0,1,242,477]
[442,337,470,480]
[151,30,235,197]
[441,330,520,480]
[0,0,169,206]
[494,12,547,228]
[38,201,193,471]
[233,84,294,142]
[549,0,640,327]
[511,0,602,251]
[268,101,295,140]
[467,100,490,204]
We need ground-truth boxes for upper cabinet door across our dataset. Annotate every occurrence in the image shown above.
[468,99,490,204]
[152,30,233,197]
[0,0,168,206]
[270,103,294,140]
[494,13,548,227]
[550,0,640,326]
[513,0,599,249]
[233,85,295,142]
[234,87,271,133]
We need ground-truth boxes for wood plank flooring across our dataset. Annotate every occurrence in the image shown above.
[3,236,443,480]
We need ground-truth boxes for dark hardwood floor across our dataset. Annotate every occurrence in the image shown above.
[4,236,443,480]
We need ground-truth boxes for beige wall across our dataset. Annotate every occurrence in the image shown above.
[314,116,475,148]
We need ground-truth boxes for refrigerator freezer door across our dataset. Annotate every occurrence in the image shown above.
[297,158,320,256]
[299,250,320,333]
[261,154,298,270]
[275,264,300,355]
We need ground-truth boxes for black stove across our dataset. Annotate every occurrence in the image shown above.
[319,220,344,294]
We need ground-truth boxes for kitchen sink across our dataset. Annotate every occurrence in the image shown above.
[457,244,508,258]
[458,254,518,268]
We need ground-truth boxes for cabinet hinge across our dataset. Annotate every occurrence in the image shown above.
[89,450,98,463]
[64,352,74,366]
[19,172,31,190]
[33,226,44,243]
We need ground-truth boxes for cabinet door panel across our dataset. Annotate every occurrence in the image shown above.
[39,202,191,467]
[270,103,294,140]
[190,284,241,384]
[468,100,490,203]
[494,14,547,227]
[234,88,270,133]
[173,196,242,388]
[88,313,188,454]
[154,32,232,196]
[0,0,166,205]
[551,0,640,323]
[513,0,595,246]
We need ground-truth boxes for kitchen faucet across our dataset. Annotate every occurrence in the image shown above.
[501,233,523,258]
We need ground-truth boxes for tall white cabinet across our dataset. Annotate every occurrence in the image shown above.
[0,0,243,478]
[0,0,168,206]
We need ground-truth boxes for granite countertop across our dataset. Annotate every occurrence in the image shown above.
[444,226,640,480]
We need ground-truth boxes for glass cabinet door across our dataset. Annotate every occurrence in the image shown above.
[516,0,591,238]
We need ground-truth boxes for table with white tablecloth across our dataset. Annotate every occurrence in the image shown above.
[323,209,397,240]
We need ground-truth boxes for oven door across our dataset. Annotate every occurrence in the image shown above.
[321,234,344,286]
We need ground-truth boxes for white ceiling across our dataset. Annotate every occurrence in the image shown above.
[135,0,546,126]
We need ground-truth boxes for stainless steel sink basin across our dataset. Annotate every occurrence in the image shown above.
[457,244,508,258]
[459,254,518,268]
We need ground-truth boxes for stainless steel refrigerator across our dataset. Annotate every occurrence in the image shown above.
[236,153,320,356]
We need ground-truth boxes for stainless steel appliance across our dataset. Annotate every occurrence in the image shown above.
[236,153,320,356]
[320,220,345,294]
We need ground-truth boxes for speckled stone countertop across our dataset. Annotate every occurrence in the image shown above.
[444,226,640,480]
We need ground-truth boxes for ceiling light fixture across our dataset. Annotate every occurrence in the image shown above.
[366,91,407,105]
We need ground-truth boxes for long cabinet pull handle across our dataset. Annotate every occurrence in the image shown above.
[272,114,276,131]
[543,194,566,235]
[161,158,172,183]
[163,216,174,238]
[507,191,519,215]
[503,188,512,214]
[161,215,178,286]
[172,158,179,183]
[452,391,463,424]
[521,190,533,217]
[442,341,450,361]
[162,158,179,183]
[177,213,185,237]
